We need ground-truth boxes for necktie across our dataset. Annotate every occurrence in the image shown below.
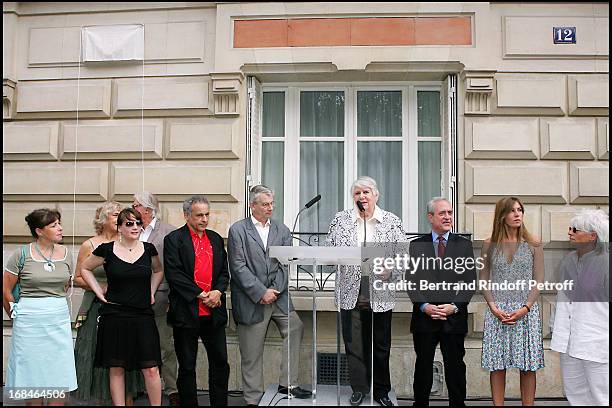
[437,236,446,259]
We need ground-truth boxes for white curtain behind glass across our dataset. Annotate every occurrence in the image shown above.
[299,91,345,234]
[261,92,285,222]
[357,91,403,217]
[417,91,442,232]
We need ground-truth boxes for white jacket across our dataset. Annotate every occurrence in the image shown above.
[550,248,609,363]
[325,207,407,312]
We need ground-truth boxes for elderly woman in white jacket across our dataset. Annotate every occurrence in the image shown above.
[551,209,609,406]
[326,176,407,407]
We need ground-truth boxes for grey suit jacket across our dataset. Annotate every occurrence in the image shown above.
[147,218,176,315]
[228,217,293,325]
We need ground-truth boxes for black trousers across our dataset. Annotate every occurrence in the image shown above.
[340,308,392,399]
[412,331,466,407]
[173,316,230,407]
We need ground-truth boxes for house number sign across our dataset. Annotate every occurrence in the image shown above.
[553,27,576,44]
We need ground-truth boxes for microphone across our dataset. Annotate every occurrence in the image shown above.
[292,194,322,238]
[356,201,365,213]
[356,201,367,248]
[304,194,321,209]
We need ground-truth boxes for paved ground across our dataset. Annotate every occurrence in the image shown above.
[2,388,569,406]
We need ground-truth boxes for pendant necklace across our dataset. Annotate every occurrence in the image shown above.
[35,242,56,272]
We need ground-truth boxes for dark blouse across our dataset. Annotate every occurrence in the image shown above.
[93,241,158,317]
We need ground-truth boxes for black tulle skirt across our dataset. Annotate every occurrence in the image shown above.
[94,313,162,370]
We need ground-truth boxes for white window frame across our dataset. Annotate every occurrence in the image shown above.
[261,82,444,233]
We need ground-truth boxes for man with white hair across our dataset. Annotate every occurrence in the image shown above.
[228,185,311,406]
[551,208,609,406]
[132,191,179,406]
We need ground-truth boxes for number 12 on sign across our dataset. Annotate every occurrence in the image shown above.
[553,27,576,44]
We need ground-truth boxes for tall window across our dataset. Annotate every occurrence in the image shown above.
[261,85,443,234]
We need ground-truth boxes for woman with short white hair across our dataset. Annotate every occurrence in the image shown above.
[551,208,609,406]
[326,176,406,407]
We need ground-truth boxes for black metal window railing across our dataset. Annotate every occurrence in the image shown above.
[288,232,472,292]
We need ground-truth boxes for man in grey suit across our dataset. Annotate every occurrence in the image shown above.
[228,185,311,406]
[132,191,180,407]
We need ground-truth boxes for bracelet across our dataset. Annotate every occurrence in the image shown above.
[522,304,530,312]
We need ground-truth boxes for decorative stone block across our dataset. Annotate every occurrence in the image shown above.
[540,118,597,160]
[569,162,609,204]
[465,204,541,242]
[3,121,59,160]
[3,202,58,238]
[598,118,609,159]
[28,21,207,66]
[166,118,241,159]
[542,205,609,243]
[462,70,495,115]
[211,73,243,116]
[113,76,212,117]
[568,75,609,116]
[465,117,538,159]
[3,79,16,120]
[494,74,566,116]
[465,161,568,204]
[61,119,163,160]
[111,161,241,202]
[3,162,109,201]
[56,202,104,238]
[503,16,609,59]
[15,79,112,119]
[27,26,81,66]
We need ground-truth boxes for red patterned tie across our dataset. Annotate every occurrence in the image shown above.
[437,235,446,259]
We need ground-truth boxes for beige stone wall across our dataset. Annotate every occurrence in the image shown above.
[2,1,609,400]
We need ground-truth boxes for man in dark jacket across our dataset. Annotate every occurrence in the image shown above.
[164,195,230,406]
[408,197,476,408]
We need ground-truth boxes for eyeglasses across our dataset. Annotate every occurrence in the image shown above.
[124,220,143,227]
[132,203,142,209]
[568,226,582,233]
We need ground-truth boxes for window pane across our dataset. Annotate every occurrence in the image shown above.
[357,141,402,217]
[357,91,402,137]
[300,91,344,137]
[417,91,441,137]
[300,142,344,233]
[262,141,284,222]
[418,141,441,232]
[263,92,285,138]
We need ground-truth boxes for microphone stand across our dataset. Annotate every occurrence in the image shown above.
[356,202,374,405]
[288,194,320,402]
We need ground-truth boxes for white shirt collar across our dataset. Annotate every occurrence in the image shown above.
[352,205,383,223]
[251,215,271,228]
[144,217,157,232]
[432,230,450,242]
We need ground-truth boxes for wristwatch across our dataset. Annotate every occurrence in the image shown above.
[451,303,459,314]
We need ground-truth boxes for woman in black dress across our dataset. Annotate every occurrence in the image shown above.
[81,208,164,406]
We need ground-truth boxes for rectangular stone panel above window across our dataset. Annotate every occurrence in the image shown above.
[233,16,471,48]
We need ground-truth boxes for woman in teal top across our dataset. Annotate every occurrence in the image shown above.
[73,201,145,405]
[2,208,78,405]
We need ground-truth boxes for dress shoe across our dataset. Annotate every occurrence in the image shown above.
[277,385,312,399]
[375,395,394,406]
[168,392,180,407]
[350,391,366,406]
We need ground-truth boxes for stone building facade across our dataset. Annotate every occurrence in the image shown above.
[3,2,609,399]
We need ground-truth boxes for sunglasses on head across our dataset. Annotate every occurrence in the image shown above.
[124,220,143,227]
[568,226,581,233]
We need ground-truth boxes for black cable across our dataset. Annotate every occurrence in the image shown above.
[272,395,289,406]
